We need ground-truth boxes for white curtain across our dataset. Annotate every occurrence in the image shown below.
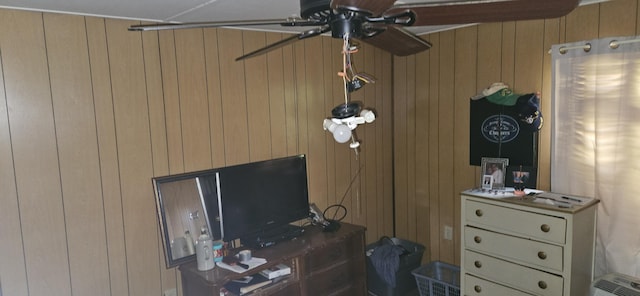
[551,35,640,278]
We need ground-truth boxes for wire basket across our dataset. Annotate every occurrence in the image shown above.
[412,261,460,296]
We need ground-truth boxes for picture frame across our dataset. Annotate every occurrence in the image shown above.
[481,157,509,190]
[481,175,493,190]
[505,165,538,189]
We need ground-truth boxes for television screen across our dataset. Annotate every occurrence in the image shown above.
[218,155,310,246]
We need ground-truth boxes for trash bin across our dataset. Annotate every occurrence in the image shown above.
[366,237,426,296]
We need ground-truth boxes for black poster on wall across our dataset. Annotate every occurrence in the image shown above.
[469,98,539,166]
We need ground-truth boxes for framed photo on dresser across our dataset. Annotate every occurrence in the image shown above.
[481,157,509,190]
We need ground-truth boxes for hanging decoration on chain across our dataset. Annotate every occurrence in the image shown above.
[323,34,376,157]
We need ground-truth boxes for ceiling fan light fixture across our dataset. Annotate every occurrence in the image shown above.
[331,102,361,119]
[323,119,352,143]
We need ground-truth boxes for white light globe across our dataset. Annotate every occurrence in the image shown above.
[361,109,376,123]
[332,124,352,143]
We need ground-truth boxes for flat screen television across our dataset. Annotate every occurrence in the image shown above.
[218,154,310,247]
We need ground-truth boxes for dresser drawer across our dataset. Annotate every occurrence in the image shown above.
[464,274,534,296]
[464,250,563,296]
[465,226,564,272]
[465,200,567,244]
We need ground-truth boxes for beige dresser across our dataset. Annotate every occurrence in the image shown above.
[461,189,599,296]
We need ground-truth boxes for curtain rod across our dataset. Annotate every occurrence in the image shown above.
[548,37,640,54]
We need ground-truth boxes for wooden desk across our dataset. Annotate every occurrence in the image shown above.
[179,223,367,296]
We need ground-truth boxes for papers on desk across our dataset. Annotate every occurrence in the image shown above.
[533,192,589,208]
[217,257,267,273]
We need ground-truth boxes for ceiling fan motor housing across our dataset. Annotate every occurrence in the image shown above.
[330,13,364,38]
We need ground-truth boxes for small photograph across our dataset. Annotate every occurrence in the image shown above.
[505,166,538,189]
[482,175,493,190]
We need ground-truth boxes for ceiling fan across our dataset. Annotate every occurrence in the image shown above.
[128,0,580,61]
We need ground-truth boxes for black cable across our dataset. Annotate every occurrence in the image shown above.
[324,165,364,221]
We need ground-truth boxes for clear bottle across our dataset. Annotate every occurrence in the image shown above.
[184,230,195,255]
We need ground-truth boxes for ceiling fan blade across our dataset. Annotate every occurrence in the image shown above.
[330,0,396,16]
[387,0,580,26]
[128,18,322,31]
[236,26,331,61]
[357,26,431,56]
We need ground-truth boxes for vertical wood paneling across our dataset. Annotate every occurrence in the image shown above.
[565,4,601,42]
[539,18,562,190]
[347,44,365,226]
[599,0,637,38]
[453,26,478,264]
[175,30,213,171]
[501,22,517,85]
[0,20,29,296]
[321,37,337,213]
[328,38,350,222]
[203,28,227,168]
[427,33,441,261]
[2,1,633,294]
[414,47,431,259]
[44,13,111,296]
[265,33,289,158]
[380,47,394,238]
[1,10,72,296]
[513,20,545,92]
[242,31,272,161]
[218,29,250,165]
[140,22,179,294]
[158,30,184,174]
[394,0,640,266]
[476,23,503,88]
[304,36,330,222]
[105,18,161,296]
[405,54,417,240]
[393,56,408,237]
[86,16,130,296]
[283,37,299,156]
[363,45,378,238]
[437,30,456,263]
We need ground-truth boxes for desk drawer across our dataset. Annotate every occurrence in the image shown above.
[464,250,563,296]
[465,200,567,244]
[305,261,357,295]
[465,226,564,272]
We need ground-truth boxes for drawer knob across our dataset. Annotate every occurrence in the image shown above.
[538,281,548,289]
[474,260,482,268]
[538,251,547,260]
[474,236,482,243]
[540,224,551,232]
[475,209,483,217]
[474,285,482,293]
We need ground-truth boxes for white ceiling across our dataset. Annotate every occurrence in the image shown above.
[0,0,604,35]
[0,0,490,35]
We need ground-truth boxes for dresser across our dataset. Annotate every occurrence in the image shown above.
[460,190,599,296]
[179,223,367,296]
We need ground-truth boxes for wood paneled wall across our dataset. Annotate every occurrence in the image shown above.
[0,10,393,296]
[393,0,640,266]
[1,1,639,295]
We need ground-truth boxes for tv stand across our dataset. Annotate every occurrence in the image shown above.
[241,224,305,248]
[179,222,366,296]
